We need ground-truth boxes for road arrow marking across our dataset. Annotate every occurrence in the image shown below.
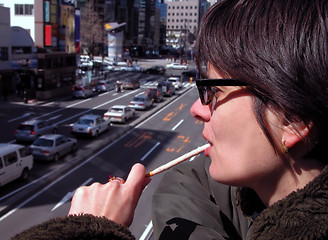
[51,177,93,212]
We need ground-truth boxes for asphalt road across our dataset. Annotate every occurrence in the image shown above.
[0,65,206,239]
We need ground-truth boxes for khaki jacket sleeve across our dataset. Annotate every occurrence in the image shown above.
[151,154,250,240]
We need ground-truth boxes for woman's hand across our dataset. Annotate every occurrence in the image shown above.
[68,163,151,227]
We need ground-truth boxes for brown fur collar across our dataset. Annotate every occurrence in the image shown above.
[237,165,328,240]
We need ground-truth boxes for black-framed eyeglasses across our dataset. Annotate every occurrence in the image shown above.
[196,79,248,105]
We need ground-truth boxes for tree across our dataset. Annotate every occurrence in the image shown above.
[80,0,104,56]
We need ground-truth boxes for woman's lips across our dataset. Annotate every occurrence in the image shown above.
[204,144,212,157]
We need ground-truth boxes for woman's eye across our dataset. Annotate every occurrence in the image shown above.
[213,87,223,97]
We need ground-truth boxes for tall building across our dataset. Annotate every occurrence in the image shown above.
[165,0,210,55]
[0,0,35,41]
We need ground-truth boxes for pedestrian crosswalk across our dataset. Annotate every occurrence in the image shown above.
[105,71,196,89]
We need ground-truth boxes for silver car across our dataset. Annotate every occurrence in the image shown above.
[129,95,153,110]
[29,134,77,162]
[96,80,115,92]
[71,114,110,137]
[14,119,58,142]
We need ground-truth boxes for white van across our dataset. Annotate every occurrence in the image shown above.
[0,144,33,187]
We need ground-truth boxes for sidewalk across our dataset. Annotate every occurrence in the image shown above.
[0,93,44,109]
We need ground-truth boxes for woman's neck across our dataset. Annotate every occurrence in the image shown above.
[255,158,325,206]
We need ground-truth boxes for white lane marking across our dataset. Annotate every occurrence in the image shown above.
[171,119,184,131]
[139,221,153,240]
[0,171,54,201]
[140,142,160,162]
[55,90,138,125]
[8,113,32,123]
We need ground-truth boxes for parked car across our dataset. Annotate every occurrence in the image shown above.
[167,76,183,90]
[29,134,77,162]
[0,143,33,187]
[157,81,176,97]
[129,95,153,110]
[71,114,110,137]
[166,63,188,70]
[72,85,93,98]
[14,119,58,142]
[122,79,140,89]
[120,65,142,72]
[146,88,164,103]
[144,65,166,75]
[96,80,115,92]
[103,105,135,123]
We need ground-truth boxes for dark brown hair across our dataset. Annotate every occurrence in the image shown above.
[195,0,328,159]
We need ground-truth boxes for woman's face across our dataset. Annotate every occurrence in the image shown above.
[191,66,285,188]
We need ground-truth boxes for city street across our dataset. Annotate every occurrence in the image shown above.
[0,62,205,239]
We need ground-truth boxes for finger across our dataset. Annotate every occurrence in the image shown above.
[125,163,150,194]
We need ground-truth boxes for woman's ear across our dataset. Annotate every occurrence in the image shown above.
[282,121,312,149]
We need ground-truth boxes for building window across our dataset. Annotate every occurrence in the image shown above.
[190,6,193,9]
[0,47,9,61]
[15,4,33,15]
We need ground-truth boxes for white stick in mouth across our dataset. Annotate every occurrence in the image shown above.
[146,143,210,177]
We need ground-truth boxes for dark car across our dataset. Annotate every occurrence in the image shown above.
[144,65,166,75]
[122,79,140,89]
[157,81,175,97]
[146,88,164,103]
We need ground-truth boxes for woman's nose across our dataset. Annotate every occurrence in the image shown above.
[190,98,211,122]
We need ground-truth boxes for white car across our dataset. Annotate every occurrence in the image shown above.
[103,105,135,123]
[120,65,142,72]
[71,114,110,137]
[166,63,188,70]
[167,76,183,89]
